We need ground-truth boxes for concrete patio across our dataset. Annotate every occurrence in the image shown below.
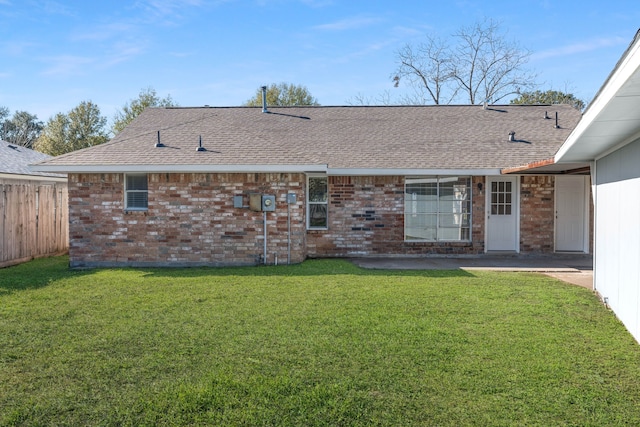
[349,254,594,289]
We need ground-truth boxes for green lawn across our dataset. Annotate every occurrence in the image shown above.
[1,256,640,426]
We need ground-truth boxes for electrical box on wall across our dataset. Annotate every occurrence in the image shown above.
[249,193,276,212]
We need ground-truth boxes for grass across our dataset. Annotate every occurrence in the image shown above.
[1,257,640,426]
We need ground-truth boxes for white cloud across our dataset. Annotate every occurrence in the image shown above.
[40,55,94,77]
[103,42,147,67]
[532,36,628,61]
[71,22,138,42]
[313,16,381,31]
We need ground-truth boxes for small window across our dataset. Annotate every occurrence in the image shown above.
[125,174,148,210]
[307,176,328,229]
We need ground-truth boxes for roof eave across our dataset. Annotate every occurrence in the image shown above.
[501,158,591,175]
[31,164,503,176]
[0,172,68,182]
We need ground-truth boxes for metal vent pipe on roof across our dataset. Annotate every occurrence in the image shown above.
[155,130,164,148]
[261,85,268,113]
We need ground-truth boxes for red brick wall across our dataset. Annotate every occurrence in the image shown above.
[68,173,306,267]
[307,176,485,257]
[68,173,588,267]
[519,175,555,253]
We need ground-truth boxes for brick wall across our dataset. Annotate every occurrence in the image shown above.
[68,173,589,267]
[307,175,485,257]
[519,175,555,253]
[68,173,306,267]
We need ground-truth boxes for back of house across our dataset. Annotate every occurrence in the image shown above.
[33,104,586,268]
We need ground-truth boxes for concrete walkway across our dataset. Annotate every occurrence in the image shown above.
[349,254,594,289]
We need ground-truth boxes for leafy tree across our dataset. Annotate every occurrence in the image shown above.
[112,87,177,135]
[244,83,319,107]
[393,19,537,105]
[34,101,109,156]
[510,90,585,110]
[0,110,44,149]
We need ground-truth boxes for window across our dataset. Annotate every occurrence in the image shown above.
[307,176,328,229]
[490,180,512,215]
[404,176,471,241]
[125,174,148,210]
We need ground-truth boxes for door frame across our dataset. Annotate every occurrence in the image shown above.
[485,175,520,253]
[554,175,590,253]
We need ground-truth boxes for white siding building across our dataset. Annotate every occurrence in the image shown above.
[555,29,640,342]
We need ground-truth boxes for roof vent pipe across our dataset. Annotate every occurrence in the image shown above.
[155,130,164,148]
[196,135,206,152]
[508,131,516,142]
[544,111,549,119]
[554,112,560,128]
[261,85,268,113]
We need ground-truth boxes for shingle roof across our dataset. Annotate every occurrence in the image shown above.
[0,140,65,178]
[34,105,582,173]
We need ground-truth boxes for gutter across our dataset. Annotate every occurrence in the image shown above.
[30,163,503,176]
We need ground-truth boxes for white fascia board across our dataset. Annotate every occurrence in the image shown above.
[32,164,501,177]
[327,168,502,176]
[555,33,640,162]
[0,172,67,182]
[31,164,329,174]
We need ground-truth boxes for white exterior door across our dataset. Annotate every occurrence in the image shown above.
[555,175,588,252]
[486,176,519,251]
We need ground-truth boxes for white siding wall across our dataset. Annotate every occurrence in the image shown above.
[595,137,640,342]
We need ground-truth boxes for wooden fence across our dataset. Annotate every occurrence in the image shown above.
[0,178,68,268]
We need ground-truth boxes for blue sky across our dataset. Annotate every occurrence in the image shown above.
[1,0,639,124]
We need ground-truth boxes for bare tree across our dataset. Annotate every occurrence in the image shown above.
[393,19,537,105]
[346,90,394,106]
[393,36,457,104]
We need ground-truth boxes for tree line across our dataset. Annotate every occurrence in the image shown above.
[4,19,585,157]
[2,84,317,156]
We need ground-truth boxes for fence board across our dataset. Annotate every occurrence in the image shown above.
[0,178,68,267]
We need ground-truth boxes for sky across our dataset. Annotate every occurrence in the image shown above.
[1,0,639,125]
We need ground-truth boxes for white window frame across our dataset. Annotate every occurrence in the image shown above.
[404,176,472,242]
[125,174,148,211]
[307,175,328,230]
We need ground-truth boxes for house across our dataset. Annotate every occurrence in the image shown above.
[550,29,640,342]
[0,140,68,267]
[32,104,586,268]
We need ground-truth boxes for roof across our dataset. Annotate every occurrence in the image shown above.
[555,29,640,163]
[33,104,582,175]
[0,140,66,180]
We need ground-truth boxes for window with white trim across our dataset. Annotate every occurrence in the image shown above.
[307,176,328,229]
[404,176,471,241]
[125,174,148,210]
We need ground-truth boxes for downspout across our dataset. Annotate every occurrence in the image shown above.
[287,200,291,265]
[591,160,597,292]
